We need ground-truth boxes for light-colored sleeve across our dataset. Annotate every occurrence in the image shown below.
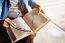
[8,0,22,18]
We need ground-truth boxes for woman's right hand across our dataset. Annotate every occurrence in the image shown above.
[3,18,16,28]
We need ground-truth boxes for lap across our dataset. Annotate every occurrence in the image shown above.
[0,26,11,43]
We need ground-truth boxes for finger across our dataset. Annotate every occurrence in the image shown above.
[7,20,16,28]
[5,18,16,28]
[10,25,15,29]
[3,21,16,29]
[3,21,9,28]
[5,18,16,26]
[7,18,16,26]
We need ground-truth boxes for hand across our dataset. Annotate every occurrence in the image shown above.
[3,18,16,28]
[33,5,45,15]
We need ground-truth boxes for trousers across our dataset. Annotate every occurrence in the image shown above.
[0,26,11,43]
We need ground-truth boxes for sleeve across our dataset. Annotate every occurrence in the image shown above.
[0,0,8,25]
[1,0,8,19]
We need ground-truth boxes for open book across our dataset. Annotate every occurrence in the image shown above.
[7,17,32,42]
[6,8,49,42]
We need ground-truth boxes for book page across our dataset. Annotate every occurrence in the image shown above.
[7,17,32,42]
[23,8,49,32]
